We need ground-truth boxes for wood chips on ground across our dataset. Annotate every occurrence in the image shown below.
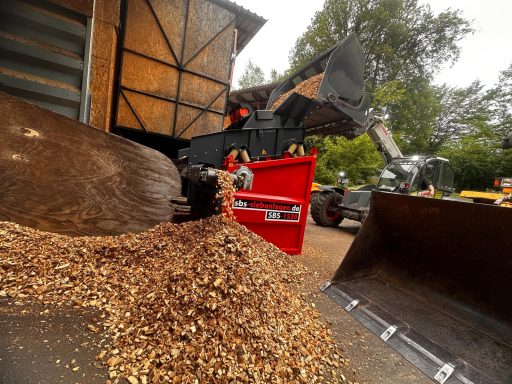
[0,172,343,384]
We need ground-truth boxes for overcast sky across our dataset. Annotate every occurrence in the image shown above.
[232,0,512,89]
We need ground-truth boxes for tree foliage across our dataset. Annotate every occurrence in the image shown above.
[488,63,512,137]
[436,67,512,190]
[290,0,473,91]
[288,0,512,191]
[237,59,266,89]
[310,135,384,185]
[439,127,503,190]
[391,81,494,155]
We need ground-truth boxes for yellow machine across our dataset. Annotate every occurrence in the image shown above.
[460,186,512,207]
[460,131,512,207]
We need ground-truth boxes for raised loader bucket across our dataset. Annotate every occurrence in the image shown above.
[322,192,512,384]
[266,33,370,137]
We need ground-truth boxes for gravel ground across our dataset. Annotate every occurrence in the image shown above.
[296,216,433,384]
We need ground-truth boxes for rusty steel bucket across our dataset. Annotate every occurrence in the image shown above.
[322,191,512,384]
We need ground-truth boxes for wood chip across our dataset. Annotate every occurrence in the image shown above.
[271,73,324,110]
[0,172,343,383]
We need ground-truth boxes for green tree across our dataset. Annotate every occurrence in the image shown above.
[436,65,512,190]
[391,81,493,155]
[491,64,512,178]
[313,135,384,184]
[237,59,265,89]
[289,0,473,157]
[387,80,441,155]
[269,69,286,84]
[488,63,512,137]
[438,125,501,190]
[290,0,472,91]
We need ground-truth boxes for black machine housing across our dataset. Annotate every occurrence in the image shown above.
[179,33,370,169]
[178,33,371,216]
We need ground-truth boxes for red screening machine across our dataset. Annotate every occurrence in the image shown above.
[178,33,370,254]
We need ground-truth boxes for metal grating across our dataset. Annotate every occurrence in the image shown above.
[0,0,92,121]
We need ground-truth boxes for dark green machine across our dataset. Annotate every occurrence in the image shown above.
[311,156,455,226]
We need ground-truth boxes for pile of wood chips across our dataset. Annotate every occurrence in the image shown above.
[216,170,237,220]
[0,172,342,384]
[271,73,324,110]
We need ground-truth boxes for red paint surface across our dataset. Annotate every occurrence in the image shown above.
[228,156,316,255]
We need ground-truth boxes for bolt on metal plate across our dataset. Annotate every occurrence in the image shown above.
[345,299,359,312]
[434,363,455,384]
[320,281,332,292]
[380,325,397,342]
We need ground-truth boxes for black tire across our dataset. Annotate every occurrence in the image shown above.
[310,191,344,227]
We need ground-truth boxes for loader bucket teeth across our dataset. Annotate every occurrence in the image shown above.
[0,92,181,236]
[323,191,512,384]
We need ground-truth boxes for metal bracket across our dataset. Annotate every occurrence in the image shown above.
[320,281,332,292]
[380,325,397,342]
[345,299,359,312]
[327,92,339,103]
[232,166,254,190]
[434,363,455,384]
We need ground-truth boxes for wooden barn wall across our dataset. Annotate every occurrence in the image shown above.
[87,0,120,131]
[47,0,121,131]
[116,0,235,140]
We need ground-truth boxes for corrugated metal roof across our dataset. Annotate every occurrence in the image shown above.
[227,82,277,110]
[208,0,266,53]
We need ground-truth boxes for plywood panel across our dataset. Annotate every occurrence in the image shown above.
[210,89,228,111]
[179,72,226,111]
[124,90,175,135]
[116,0,235,139]
[183,0,233,64]
[150,0,186,63]
[178,107,224,140]
[90,19,117,131]
[176,105,222,140]
[89,56,109,129]
[199,112,223,137]
[94,0,121,26]
[120,51,178,99]
[0,92,180,236]
[175,104,201,137]
[186,26,233,82]
[124,0,176,65]
[92,18,115,59]
[117,91,143,130]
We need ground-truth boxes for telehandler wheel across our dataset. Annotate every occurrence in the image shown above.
[310,191,344,227]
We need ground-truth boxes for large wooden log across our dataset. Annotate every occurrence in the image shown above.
[0,92,181,236]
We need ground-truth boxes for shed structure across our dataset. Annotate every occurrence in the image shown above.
[0,0,265,157]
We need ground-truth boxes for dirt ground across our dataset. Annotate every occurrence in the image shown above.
[297,216,432,384]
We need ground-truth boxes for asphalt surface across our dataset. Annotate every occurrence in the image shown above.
[298,216,432,384]
[0,299,106,384]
